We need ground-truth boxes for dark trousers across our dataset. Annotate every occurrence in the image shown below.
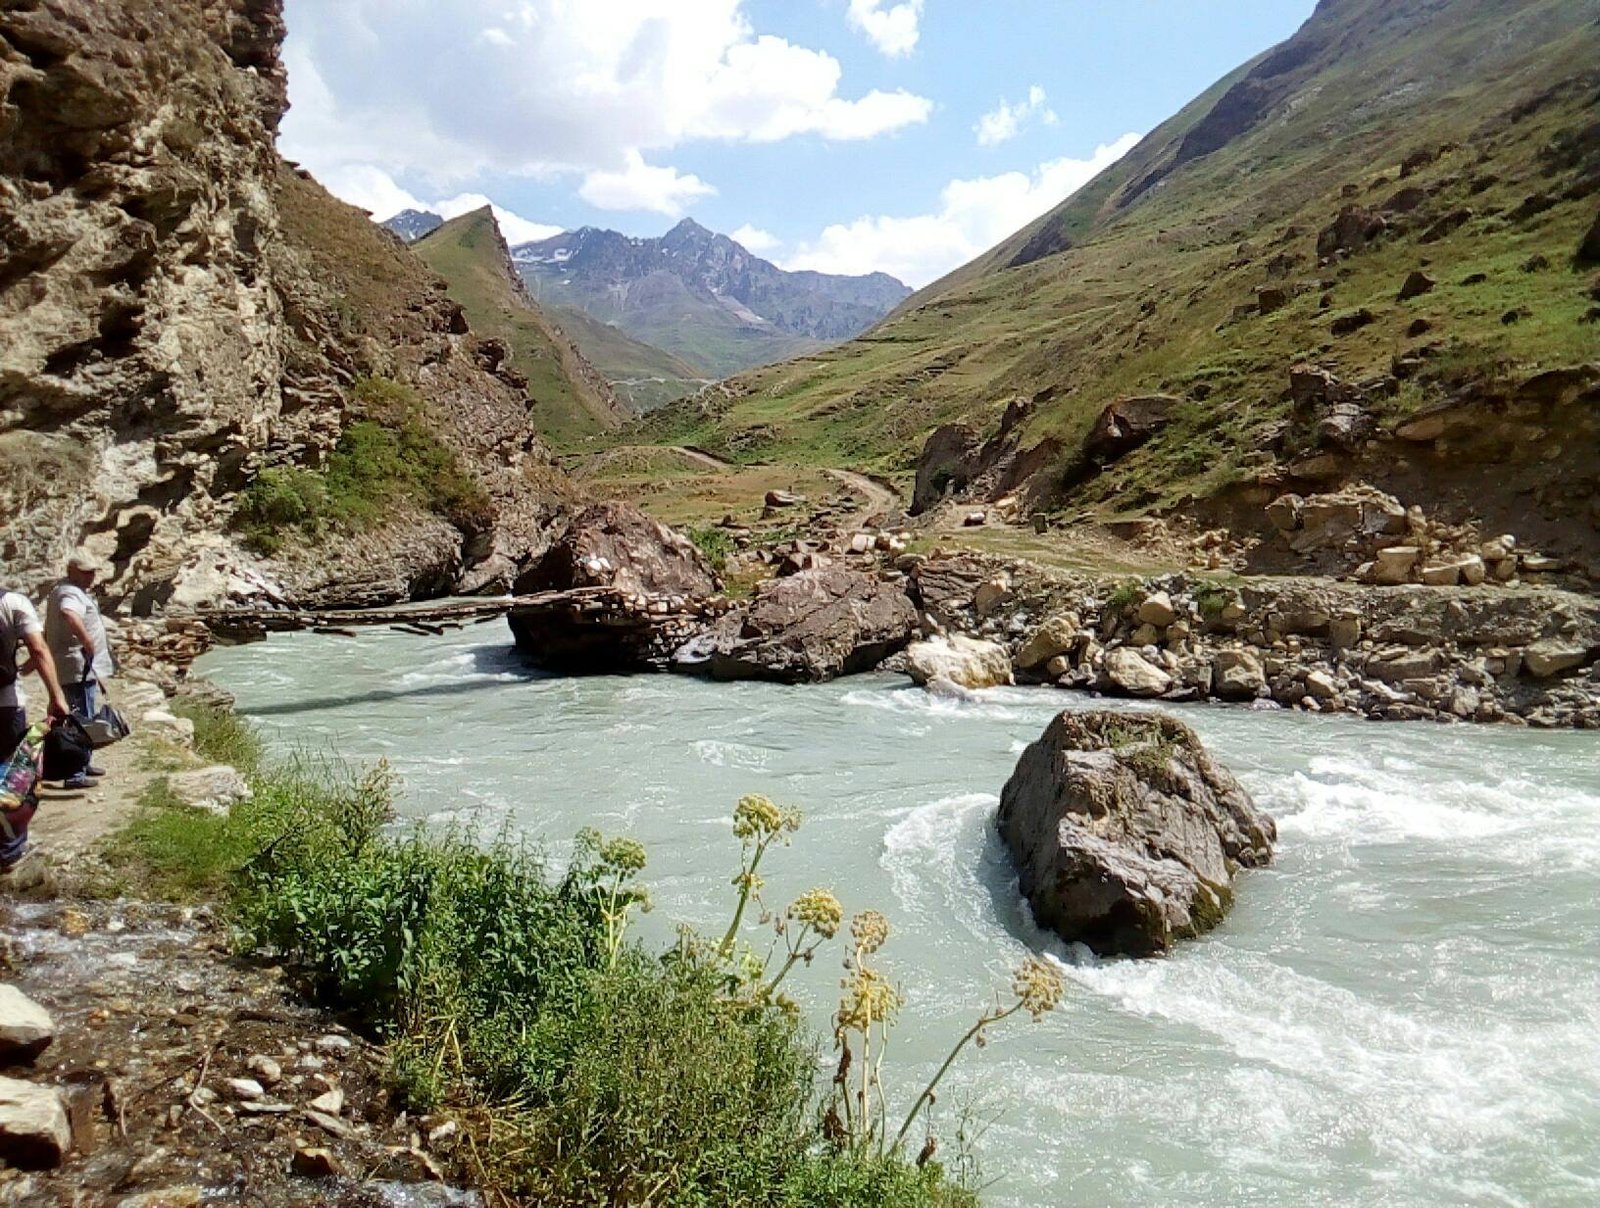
[66,680,98,719]
[0,707,24,762]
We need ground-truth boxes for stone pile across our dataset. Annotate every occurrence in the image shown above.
[1265,482,1574,588]
[908,552,1600,729]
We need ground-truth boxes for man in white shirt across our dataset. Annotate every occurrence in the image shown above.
[45,552,114,788]
[1,585,69,763]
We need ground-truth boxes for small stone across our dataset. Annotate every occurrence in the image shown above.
[225,1078,265,1102]
[189,1087,217,1108]
[292,1145,343,1178]
[246,1055,282,1086]
[57,908,91,938]
[116,1188,204,1208]
[165,766,252,817]
[1305,670,1340,701]
[304,1108,355,1140]
[294,1054,326,1072]
[1397,269,1435,300]
[314,1034,352,1056]
[426,1119,459,1146]
[306,1088,345,1116]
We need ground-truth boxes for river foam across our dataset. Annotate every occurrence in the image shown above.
[200,628,1600,1207]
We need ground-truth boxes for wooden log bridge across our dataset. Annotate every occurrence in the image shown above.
[205,589,733,671]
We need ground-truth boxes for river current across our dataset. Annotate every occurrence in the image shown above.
[199,625,1600,1208]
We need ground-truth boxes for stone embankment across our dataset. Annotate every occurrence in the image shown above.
[910,552,1600,729]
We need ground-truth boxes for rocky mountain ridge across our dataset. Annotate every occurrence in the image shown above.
[515,218,910,379]
[382,207,442,242]
[0,0,585,611]
[643,0,1600,575]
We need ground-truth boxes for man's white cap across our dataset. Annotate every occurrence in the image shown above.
[66,550,105,575]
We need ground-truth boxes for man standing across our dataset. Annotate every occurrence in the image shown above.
[44,552,113,787]
[2,583,69,762]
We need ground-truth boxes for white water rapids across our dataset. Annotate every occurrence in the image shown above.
[199,626,1600,1207]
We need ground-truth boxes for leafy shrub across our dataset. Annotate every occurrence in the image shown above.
[233,376,493,554]
[687,524,735,573]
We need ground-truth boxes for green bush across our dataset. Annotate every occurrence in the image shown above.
[687,524,735,573]
[233,377,493,554]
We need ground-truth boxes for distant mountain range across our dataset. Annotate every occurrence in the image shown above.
[382,210,910,398]
[511,219,911,380]
[384,207,443,242]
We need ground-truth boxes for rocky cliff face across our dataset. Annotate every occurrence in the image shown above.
[0,0,563,611]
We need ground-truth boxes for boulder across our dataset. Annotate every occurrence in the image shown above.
[1522,640,1588,678]
[1304,669,1341,701]
[997,711,1276,957]
[905,636,1013,690]
[1213,648,1266,700]
[1015,613,1081,671]
[910,424,983,515]
[1266,493,1304,532]
[0,987,54,1062]
[1576,206,1600,265]
[1316,205,1387,258]
[1136,591,1179,628]
[0,1075,71,1169]
[1101,648,1172,697]
[1397,270,1436,300]
[512,501,715,599]
[972,578,1014,617]
[1372,546,1421,585]
[1084,395,1178,463]
[705,568,917,684]
[165,766,252,817]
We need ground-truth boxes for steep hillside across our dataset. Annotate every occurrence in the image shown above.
[647,0,1600,565]
[516,219,909,378]
[542,303,710,413]
[412,207,627,447]
[0,0,579,610]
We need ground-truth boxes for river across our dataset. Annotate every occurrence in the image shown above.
[199,625,1600,1207]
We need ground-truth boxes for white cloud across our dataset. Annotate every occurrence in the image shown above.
[578,152,716,217]
[782,133,1142,287]
[281,0,931,214]
[975,85,1058,147]
[847,0,924,57]
[730,224,781,255]
[434,194,564,244]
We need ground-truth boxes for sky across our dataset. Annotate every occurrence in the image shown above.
[280,1,1318,288]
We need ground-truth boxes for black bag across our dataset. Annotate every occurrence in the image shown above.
[42,715,93,782]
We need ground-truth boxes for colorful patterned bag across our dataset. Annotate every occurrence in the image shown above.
[0,722,47,865]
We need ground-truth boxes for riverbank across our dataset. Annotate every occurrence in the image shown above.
[2,677,986,1205]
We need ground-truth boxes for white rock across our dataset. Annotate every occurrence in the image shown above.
[1304,670,1341,701]
[1418,562,1459,586]
[165,765,252,817]
[314,1034,353,1056]
[972,579,1013,617]
[225,1078,264,1101]
[1522,641,1588,678]
[246,1055,282,1086]
[306,1087,345,1116]
[1372,546,1421,585]
[1136,591,1178,628]
[0,986,54,1061]
[905,636,1013,690]
[1213,649,1266,701]
[140,710,195,743]
[1457,554,1487,586]
[1102,648,1172,697]
[0,1075,71,1169]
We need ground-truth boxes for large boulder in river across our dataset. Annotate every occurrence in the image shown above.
[997,711,1275,957]
[905,635,1013,690]
[512,501,716,599]
[702,567,916,683]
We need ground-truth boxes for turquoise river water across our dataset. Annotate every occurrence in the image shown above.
[199,625,1600,1208]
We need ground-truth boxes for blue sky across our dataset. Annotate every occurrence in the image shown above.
[281,1,1316,286]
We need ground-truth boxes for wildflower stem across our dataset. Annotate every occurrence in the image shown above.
[717,836,769,957]
[892,1001,1022,1153]
[759,923,812,998]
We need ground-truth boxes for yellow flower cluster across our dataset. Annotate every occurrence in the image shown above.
[849,910,890,955]
[732,794,802,840]
[836,966,903,1033]
[787,888,843,939]
[1012,956,1065,1020]
[599,836,647,875]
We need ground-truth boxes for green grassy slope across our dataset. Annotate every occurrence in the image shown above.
[414,208,626,446]
[641,0,1600,516]
[544,303,710,412]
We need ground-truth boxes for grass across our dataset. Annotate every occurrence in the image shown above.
[233,377,492,555]
[624,1,1600,529]
[103,713,1002,1205]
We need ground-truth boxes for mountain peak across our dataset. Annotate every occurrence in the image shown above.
[381,207,444,243]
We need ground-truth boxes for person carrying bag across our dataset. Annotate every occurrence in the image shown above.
[44,551,120,786]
